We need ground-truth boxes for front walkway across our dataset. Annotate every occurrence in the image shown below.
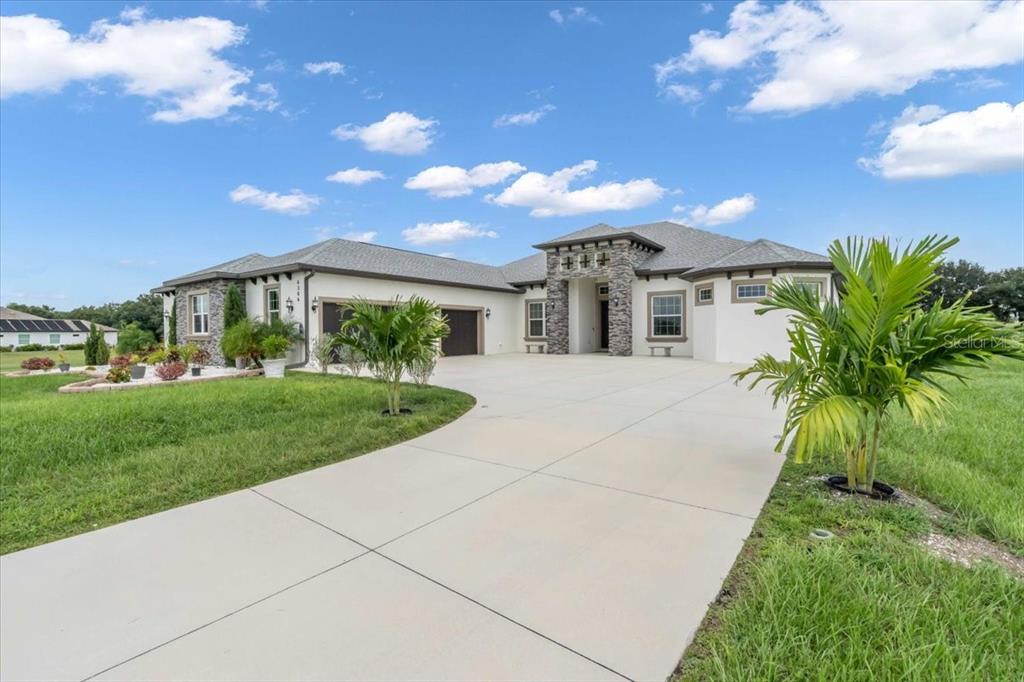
[1,354,785,682]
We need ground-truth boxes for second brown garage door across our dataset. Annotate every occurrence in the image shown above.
[441,309,479,356]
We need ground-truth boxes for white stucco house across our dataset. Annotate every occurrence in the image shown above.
[0,307,118,348]
[153,221,834,367]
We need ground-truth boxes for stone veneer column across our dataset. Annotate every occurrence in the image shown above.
[544,252,570,354]
[175,279,237,366]
[607,241,639,356]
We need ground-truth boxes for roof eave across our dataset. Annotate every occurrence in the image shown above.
[532,231,665,252]
[682,261,834,281]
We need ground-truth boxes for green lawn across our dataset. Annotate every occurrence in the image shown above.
[675,358,1024,680]
[1,349,87,372]
[0,372,474,554]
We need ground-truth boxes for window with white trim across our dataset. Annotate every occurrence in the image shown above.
[651,294,683,337]
[190,293,209,334]
[697,285,713,303]
[49,333,61,345]
[795,280,823,298]
[18,333,30,346]
[265,287,281,323]
[561,254,575,271]
[527,301,546,338]
[597,284,610,296]
[735,283,767,300]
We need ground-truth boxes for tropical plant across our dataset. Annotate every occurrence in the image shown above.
[310,334,336,374]
[224,284,246,329]
[735,235,1024,495]
[116,322,156,354]
[178,342,198,366]
[106,365,130,383]
[192,345,210,367]
[221,318,260,365]
[155,361,187,381]
[334,296,449,415]
[109,354,132,369]
[260,334,292,359]
[146,348,168,365]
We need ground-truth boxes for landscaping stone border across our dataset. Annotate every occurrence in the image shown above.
[58,369,263,394]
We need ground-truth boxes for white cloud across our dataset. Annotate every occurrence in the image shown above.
[404,161,526,198]
[265,58,286,73]
[683,193,758,226]
[956,75,1006,90]
[664,84,703,103]
[488,160,665,217]
[701,3,714,14]
[229,184,320,215]
[549,7,599,25]
[494,104,556,127]
[0,12,265,122]
[303,61,345,76]
[655,0,1024,113]
[342,230,378,242]
[326,167,386,185]
[332,111,437,155]
[401,220,498,245]
[859,101,1024,180]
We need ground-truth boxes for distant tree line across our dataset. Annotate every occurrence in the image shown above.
[7,293,165,340]
[923,261,1022,322]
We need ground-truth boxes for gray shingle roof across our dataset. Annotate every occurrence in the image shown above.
[158,223,830,293]
[682,238,832,279]
[161,239,524,292]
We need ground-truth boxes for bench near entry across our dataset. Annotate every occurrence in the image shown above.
[525,343,546,354]
[648,345,673,356]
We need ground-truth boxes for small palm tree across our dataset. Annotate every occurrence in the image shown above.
[334,297,449,415]
[736,235,1023,494]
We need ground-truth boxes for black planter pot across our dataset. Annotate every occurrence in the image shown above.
[58,363,70,372]
[191,366,201,377]
[130,365,146,380]
[825,475,897,501]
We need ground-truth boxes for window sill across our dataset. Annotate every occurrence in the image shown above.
[523,336,548,341]
[645,336,687,343]
[185,333,211,339]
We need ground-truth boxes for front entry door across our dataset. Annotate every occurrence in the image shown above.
[599,300,609,350]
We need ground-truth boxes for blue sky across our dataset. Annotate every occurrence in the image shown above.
[1,0,1022,307]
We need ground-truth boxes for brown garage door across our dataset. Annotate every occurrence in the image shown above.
[441,309,479,356]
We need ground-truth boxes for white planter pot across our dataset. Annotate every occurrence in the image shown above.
[262,358,287,379]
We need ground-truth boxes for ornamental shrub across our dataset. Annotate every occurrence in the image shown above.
[106,366,130,383]
[224,284,245,329]
[155,361,187,381]
[116,322,156,354]
[20,357,55,370]
[109,354,132,369]
[94,339,110,365]
[167,304,177,345]
[85,322,102,364]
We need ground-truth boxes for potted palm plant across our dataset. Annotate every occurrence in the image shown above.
[57,351,71,373]
[334,296,449,415]
[260,334,291,378]
[191,346,209,376]
[221,319,259,369]
[736,235,1023,498]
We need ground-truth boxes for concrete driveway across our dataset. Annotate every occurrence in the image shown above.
[1,354,784,682]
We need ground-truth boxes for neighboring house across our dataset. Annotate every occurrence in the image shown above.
[0,307,118,348]
[153,221,834,366]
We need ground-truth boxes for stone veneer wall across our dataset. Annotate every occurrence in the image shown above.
[543,240,647,356]
[544,251,570,354]
[175,279,240,366]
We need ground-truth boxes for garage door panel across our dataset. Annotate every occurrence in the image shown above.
[442,309,479,356]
